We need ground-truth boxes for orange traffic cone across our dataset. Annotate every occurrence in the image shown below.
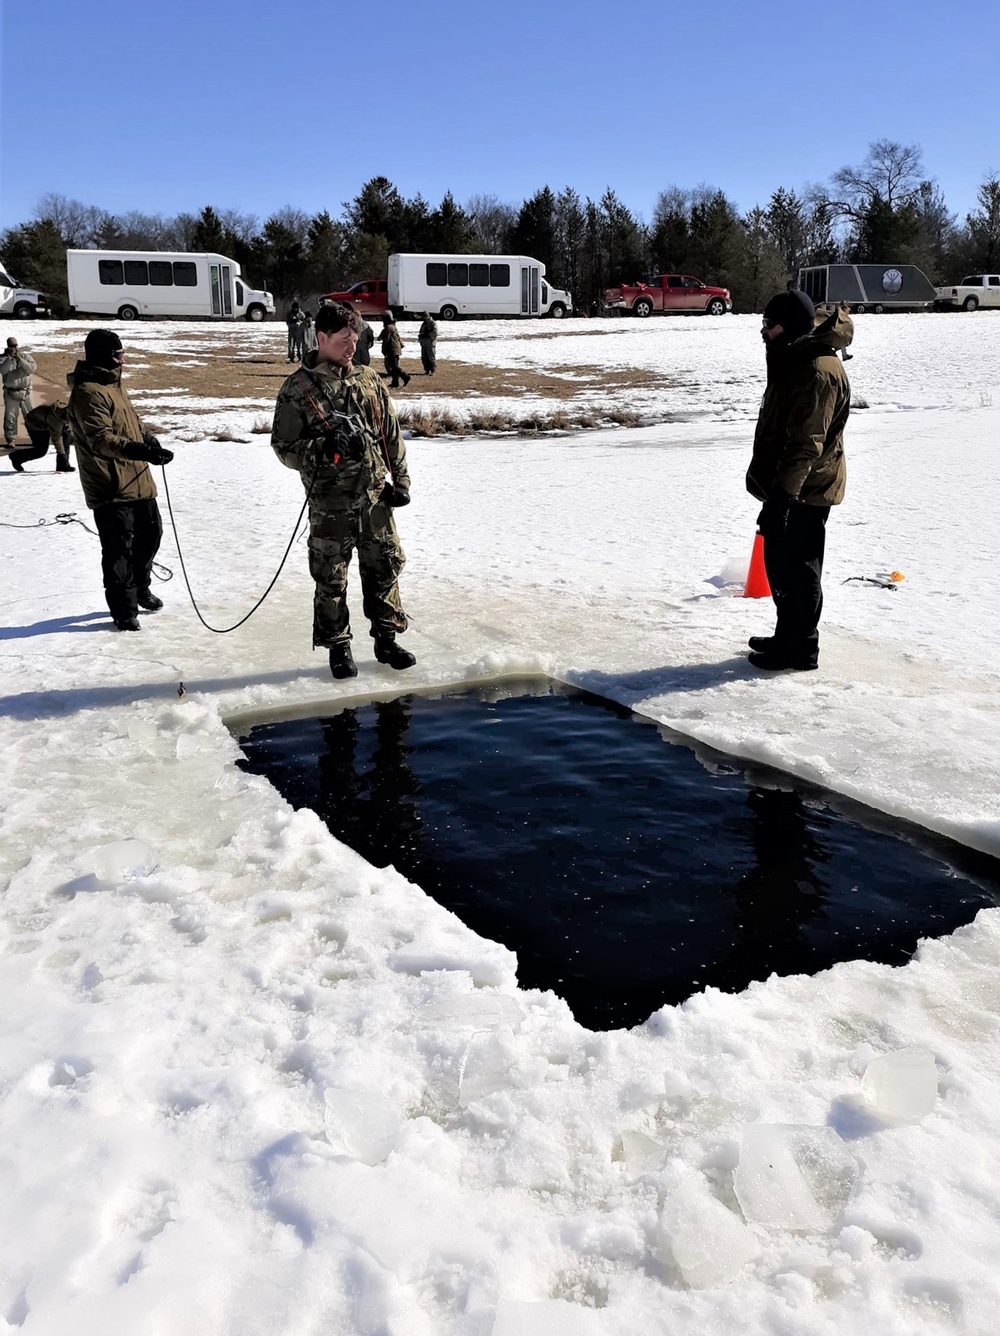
[743,532,771,598]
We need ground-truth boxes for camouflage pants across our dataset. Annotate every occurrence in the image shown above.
[308,497,407,647]
[3,392,32,443]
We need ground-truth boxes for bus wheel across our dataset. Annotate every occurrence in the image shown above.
[549,302,566,318]
[118,305,139,321]
[439,304,458,320]
[246,304,266,322]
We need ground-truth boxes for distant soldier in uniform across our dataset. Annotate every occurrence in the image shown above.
[745,291,853,671]
[418,312,438,376]
[286,301,306,361]
[271,301,416,680]
[67,329,174,631]
[1,336,36,447]
[8,400,76,472]
[353,319,375,367]
[378,311,410,388]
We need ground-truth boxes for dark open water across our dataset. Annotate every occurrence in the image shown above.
[236,681,1000,1029]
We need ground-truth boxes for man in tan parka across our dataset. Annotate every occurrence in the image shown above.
[67,329,174,631]
[745,291,853,670]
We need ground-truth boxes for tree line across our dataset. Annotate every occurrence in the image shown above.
[3,140,999,315]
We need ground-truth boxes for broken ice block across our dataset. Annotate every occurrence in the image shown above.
[735,1125,830,1231]
[459,1030,515,1105]
[90,838,156,882]
[616,1129,666,1179]
[176,733,209,760]
[660,1174,760,1288]
[127,719,158,746]
[324,1087,401,1165]
[419,992,523,1033]
[861,1048,937,1120]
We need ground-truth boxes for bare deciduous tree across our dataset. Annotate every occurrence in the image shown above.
[828,139,926,218]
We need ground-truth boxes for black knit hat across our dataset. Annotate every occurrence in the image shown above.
[762,290,816,340]
[84,328,123,369]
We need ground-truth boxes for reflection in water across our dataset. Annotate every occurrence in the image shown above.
[316,699,424,870]
[237,686,1000,1030]
[730,787,831,979]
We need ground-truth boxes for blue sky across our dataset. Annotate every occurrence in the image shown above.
[2,0,997,232]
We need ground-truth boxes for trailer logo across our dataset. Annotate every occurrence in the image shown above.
[882,268,903,294]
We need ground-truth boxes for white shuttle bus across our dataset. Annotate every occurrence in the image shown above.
[66,250,275,321]
[388,253,571,319]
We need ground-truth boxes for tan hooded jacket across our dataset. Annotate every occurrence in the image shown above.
[67,362,157,509]
[746,304,854,506]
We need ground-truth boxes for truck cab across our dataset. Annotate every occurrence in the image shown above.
[935,275,1000,312]
[0,262,50,319]
[321,279,390,316]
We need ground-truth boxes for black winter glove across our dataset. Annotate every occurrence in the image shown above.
[380,482,410,508]
[124,440,174,465]
[756,489,793,537]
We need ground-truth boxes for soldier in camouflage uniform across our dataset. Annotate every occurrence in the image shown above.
[271,301,416,680]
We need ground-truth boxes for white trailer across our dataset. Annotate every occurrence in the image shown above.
[388,253,572,320]
[66,250,275,321]
[0,259,50,318]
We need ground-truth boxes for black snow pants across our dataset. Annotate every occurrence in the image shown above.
[762,503,830,663]
[92,498,163,623]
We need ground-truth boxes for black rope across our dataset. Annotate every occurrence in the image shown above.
[0,511,99,534]
[159,460,317,634]
[0,510,173,581]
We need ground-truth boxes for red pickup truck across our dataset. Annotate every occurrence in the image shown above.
[604,274,732,317]
[320,278,389,316]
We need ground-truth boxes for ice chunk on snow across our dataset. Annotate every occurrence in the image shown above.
[419,992,523,1033]
[90,837,156,882]
[459,1030,515,1105]
[615,1129,666,1179]
[323,1087,401,1165]
[861,1047,938,1119]
[735,1125,831,1231]
[492,1298,604,1335]
[127,719,158,746]
[660,1174,760,1288]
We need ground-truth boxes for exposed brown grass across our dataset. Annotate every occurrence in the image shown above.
[26,326,669,440]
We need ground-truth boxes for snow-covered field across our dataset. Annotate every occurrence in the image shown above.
[2,313,1000,1333]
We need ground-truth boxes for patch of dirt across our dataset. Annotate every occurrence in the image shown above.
[28,331,674,410]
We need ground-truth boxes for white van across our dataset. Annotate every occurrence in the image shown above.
[388,253,572,319]
[66,250,275,321]
[0,260,50,318]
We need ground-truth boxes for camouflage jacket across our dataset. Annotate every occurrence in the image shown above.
[0,349,36,397]
[271,352,409,511]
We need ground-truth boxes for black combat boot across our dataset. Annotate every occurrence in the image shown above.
[137,589,164,611]
[114,617,142,632]
[748,648,817,672]
[748,635,776,652]
[56,455,75,472]
[374,635,416,670]
[9,454,24,472]
[329,644,358,679]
